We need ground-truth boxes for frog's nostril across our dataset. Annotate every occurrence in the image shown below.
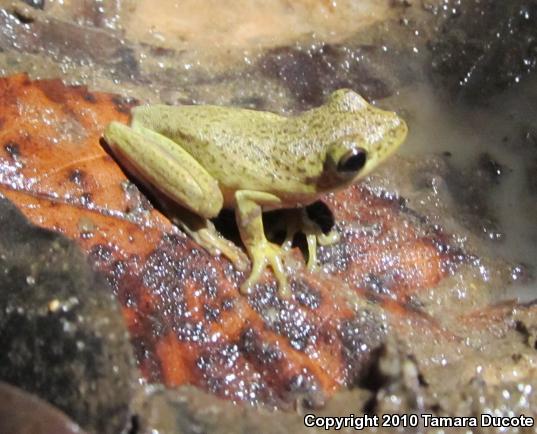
[337,148,367,172]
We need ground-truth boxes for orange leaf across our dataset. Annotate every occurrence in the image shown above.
[0,74,455,405]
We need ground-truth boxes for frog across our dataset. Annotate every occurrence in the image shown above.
[103,89,407,297]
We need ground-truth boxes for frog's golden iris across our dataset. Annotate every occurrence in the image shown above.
[104,89,407,297]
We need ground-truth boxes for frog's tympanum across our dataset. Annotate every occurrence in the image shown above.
[104,89,407,297]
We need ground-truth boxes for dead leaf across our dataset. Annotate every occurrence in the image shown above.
[0,74,456,406]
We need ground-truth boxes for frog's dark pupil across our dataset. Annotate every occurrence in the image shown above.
[337,148,367,172]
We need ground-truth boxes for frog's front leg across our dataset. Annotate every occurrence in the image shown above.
[235,190,290,297]
[104,122,248,271]
[307,226,340,270]
[281,209,340,271]
[281,209,319,270]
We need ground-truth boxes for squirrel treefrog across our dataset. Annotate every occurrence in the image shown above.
[104,89,407,297]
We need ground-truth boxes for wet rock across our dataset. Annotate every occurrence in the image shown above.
[130,385,323,434]
[22,0,45,9]
[0,196,137,434]
[369,319,537,424]
[526,158,537,195]
[258,43,395,109]
[0,381,87,434]
[477,152,506,185]
[415,153,507,241]
[429,0,537,102]
[0,5,139,79]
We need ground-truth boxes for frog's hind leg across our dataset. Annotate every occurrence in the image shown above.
[172,213,249,272]
[235,190,290,297]
[104,122,248,271]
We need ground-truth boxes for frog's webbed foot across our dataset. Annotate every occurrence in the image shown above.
[235,190,291,297]
[241,240,288,297]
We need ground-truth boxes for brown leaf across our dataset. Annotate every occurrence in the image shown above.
[0,74,456,406]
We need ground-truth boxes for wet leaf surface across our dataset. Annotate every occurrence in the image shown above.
[0,73,460,406]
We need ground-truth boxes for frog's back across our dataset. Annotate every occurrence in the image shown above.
[132,104,317,199]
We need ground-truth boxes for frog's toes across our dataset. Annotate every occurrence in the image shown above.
[317,228,340,246]
[281,235,294,252]
[305,232,319,271]
[305,229,340,271]
[192,227,249,272]
[241,242,290,297]
[281,221,299,252]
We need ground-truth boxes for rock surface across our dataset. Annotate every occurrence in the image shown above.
[0,196,137,434]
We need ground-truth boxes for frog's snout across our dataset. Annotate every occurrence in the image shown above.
[389,113,408,145]
[397,116,408,140]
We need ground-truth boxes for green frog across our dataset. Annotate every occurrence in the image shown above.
[104,89,407,297]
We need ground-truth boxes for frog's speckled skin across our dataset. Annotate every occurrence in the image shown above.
[104,89,407,297]
[130,90,406,207]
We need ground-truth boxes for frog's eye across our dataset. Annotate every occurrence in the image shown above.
[337,147,367,172]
